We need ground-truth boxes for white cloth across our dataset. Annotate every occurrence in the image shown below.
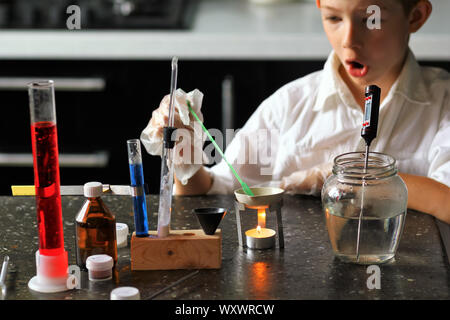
[206,49,450,194]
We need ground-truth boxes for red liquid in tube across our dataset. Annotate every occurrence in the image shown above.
[31,121,64,256]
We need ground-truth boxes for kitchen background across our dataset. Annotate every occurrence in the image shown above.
[0,0,449,194]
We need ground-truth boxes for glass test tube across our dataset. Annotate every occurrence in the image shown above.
[28,80,65,257]
[127,139,149,237]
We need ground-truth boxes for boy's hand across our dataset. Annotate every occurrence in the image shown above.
[280,162,333,196]
[142,90,202,144]
[140,89,206,185]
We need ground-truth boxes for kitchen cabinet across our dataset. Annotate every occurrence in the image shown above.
[1,59,449,195]
[1,59,324,194]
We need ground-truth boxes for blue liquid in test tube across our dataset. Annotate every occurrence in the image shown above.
[127,139,149,237]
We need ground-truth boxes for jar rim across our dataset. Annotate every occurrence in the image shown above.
[333,151,397,181]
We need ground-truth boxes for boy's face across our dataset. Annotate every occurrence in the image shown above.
[318,0,410,86]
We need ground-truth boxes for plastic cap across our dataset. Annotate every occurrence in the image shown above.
[110,286,141,300]
[84,182,103,198]
[116,223,129,248]
[86,254,113,271]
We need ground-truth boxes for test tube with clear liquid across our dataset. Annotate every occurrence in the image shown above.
[157,57,178,238]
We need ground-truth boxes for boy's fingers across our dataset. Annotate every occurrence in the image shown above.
[281,169,324,195]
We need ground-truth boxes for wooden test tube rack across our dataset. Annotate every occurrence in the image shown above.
[130,229,222,270]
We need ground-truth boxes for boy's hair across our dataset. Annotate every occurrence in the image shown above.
[401,0,421,14]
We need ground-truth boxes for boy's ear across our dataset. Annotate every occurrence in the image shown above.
[409,0,432,33]
[316,0,320,8]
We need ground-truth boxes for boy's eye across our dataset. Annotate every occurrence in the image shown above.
[326,16,342,22]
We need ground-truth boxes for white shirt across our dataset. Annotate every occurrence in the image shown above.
[206,49,450,194]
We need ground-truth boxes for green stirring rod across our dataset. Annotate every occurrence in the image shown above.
[187,100,254,196]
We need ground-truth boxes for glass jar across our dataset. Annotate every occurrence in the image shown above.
[321,152,408,264]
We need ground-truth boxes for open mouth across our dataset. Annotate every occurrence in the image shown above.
[351,61,364,69]
[345,60,369,77]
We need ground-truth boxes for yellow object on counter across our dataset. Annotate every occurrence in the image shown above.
[11,185,35,196]
[11,184,132,196]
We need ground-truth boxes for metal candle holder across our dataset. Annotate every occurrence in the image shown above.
[234,187,285,250]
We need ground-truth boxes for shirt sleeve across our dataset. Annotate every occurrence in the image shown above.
[206,91,285,195]
[427,90,450,187]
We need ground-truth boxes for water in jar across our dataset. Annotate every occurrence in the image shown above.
[324,199,406,264]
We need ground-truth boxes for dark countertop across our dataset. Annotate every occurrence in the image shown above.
[0,194,449,300]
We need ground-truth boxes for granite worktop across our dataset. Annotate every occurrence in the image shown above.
[0,194,449,300]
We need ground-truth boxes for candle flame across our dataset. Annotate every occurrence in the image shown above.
[246,205,268,231]
[257,208,266,229]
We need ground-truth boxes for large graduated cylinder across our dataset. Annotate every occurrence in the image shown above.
[28,80,70,292]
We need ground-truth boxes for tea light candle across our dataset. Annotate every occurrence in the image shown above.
[245,226,276,249]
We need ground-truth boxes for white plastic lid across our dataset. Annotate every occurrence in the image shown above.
[84,182,103,198]
[116,223,129,248]
[110,286,141,300]
[86,254,113,271]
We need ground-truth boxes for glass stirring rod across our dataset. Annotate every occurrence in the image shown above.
[157,57,178,238]
[356,85,381,262]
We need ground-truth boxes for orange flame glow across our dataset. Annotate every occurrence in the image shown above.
[257,208,266,228]
[251,262,270,298]
[246,205,268,229]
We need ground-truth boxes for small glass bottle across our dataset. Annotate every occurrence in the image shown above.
[76,182,118,271]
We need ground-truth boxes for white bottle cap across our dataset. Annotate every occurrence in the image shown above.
[110,286,141,300]
[84,182,103,198]
[116,223,129,248]
[86,254,114,271]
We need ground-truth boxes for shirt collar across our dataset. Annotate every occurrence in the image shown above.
[313,49,431,112]
[390,49,431,106]
[313,51,341,112]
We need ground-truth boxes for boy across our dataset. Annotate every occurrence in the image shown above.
[141,0,450,224]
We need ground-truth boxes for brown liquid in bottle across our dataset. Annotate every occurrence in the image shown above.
[75,196,118,271]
